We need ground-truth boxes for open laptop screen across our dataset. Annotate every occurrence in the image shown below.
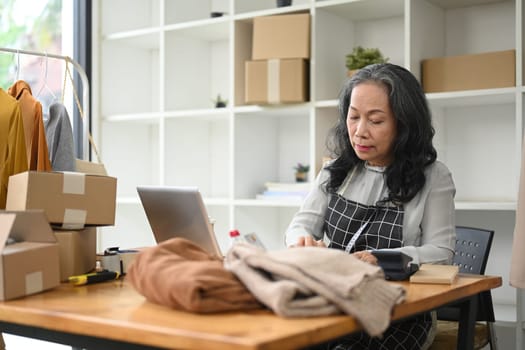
[137,186,222,257]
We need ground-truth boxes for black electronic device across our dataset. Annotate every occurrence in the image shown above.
[371,250,419,281]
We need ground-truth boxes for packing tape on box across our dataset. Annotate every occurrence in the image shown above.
[26,271,43,295]
[62,171,86,194]
[61,209,87,230]
[60,172,87,229]
[267,59,280,104]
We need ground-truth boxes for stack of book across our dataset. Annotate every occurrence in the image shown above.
[256,182,312,201]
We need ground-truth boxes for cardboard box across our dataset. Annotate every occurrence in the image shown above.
[252,13,310,60]
[54,227,97,281]
[421,50,515,93]
[245,58,309,104]
[0,210,60,300]
[6,171,117,228]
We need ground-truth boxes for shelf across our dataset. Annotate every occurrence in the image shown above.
[234,104,311,118]
[426,0,509,10]
[95,1,524,340]
[164,18,230,41]
[118,199,518,211]
[315,0,404,21]
[117,197,303,208]
[104,27,161,44]
[314,99,338,108]
[103,112,163,123]
[203,197,231,206]
[117,198,517,211]
[234,198,302,207]
[116,196,231,206]
[320,89,517,109]
[427,88,517,107]
[455,201,516,211]
[233,1,311,19]
[105,101,517,125]
[164,108,230,120]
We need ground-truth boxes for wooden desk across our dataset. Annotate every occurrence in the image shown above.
[0,274,501,350]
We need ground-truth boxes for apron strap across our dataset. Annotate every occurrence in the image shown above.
[337,165,365,253]
[344,210,375,253]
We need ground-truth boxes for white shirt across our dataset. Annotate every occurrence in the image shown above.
[285,161,456,265]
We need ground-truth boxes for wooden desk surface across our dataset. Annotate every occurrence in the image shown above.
[0,274,502,350]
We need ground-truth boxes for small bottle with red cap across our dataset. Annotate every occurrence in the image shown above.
[229,229,244,247]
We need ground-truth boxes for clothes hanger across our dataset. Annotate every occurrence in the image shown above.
[35,52,58,101]
[16,49,20,81]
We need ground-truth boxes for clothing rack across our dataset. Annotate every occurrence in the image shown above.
[0,47,90,160]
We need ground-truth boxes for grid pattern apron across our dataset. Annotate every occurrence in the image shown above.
[321,189,432,349]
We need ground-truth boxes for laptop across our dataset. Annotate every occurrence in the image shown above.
[137,186,223,257]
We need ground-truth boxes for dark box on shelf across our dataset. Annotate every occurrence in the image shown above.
[245,58,309,104]
[252,13,310,60]
[421,49,515,93]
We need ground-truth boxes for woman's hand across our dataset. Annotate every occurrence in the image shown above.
[291,236,326,248]
[352,250,378,265]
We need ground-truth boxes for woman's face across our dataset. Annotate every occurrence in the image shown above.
[347,81,397,167]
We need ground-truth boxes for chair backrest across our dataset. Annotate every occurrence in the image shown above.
[437,226,495,322]
[454,226,494,274]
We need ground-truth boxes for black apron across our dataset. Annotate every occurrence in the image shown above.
[320,189,432,350]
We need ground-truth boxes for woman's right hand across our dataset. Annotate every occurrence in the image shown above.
[352,250,378,265]
[292,236,326,248]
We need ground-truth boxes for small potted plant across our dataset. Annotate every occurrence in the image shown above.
[345,46,389,77]
[212,94,228,108]
[293,163,310,182]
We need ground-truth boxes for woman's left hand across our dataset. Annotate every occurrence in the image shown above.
[352,251,378,265]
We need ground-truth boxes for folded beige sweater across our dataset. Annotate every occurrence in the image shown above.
[127,238,262,313]
[224,243,406,337]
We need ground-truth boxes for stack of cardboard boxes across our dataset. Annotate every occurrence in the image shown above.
[245,13,310,104]
[1,171,117,300]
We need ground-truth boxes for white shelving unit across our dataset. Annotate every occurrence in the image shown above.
[92,0,524,347]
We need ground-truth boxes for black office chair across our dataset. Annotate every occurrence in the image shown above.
[429,226,497,350]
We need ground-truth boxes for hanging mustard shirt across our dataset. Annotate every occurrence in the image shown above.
[8,80,52,171]
[0,89,28,209]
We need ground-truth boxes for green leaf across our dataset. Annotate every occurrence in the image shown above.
[345,46,389,70]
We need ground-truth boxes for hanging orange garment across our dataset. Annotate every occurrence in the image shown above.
[8,80,52,171]
[0,89,28,209]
